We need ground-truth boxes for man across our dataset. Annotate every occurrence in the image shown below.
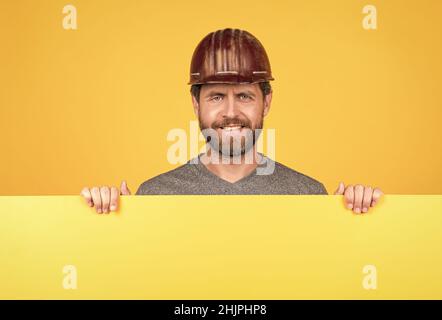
[81,28,383,214]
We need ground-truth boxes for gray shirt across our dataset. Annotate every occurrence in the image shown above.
[136,154,328,195]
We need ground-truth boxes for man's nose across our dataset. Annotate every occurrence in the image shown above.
[223,95,240,118]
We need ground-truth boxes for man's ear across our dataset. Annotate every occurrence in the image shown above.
[191,94,199,117]
[263,91,273,117]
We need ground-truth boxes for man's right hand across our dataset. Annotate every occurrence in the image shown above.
[80,180,131,213]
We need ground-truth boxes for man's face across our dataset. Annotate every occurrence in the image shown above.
[192,83,272,157]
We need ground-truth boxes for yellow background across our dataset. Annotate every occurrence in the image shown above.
[0,0,441,195]
[1,195,441,299]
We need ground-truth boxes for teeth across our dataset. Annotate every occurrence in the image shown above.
[221,126,242,131]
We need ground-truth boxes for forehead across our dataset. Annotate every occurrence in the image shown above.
[200,83,260,93]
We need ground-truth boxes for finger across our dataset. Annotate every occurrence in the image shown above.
[80,187,93,207]
[120,180,131,195]
[334,182,345,195]
[90,187,102,213]
[353,184,364,214]
[344,185,354,210]
[100,186,111,214]
[362,186,373,213]
[110,186,119,211]
[371,188,384,207]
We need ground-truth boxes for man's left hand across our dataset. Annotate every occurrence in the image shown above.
[334,182,383,214]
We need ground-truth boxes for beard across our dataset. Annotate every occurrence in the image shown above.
[198,114,264,158]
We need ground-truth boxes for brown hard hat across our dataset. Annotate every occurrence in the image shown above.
[188,28,274,85]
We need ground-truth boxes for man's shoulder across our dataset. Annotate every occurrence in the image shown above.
[136,162,195,195]
[272,160,328,194]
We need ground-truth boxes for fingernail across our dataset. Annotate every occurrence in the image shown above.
[103,208,108,213]
[97,209,102,214]
[354,208,361,213]
[347,203,353,209]
[110,205,116,211]
[362,207,368,213]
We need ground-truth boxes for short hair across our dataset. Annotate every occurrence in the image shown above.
[190,81,272,102]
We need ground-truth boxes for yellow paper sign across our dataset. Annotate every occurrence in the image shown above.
[0,195,441,299]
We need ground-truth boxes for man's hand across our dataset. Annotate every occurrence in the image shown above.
[334,182,383,214]
[80,180,131,213]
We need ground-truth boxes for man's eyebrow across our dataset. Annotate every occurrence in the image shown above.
[236,90,256,97]
[203,90,226,97]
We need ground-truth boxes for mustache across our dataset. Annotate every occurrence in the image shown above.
[211,118,252,129]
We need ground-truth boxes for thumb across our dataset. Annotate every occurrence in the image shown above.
[120,180,131,195]
[334,181,345,195]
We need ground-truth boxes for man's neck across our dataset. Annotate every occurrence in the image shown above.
[200,148,262,183]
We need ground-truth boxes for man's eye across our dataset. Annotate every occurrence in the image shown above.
[211,96,222,101]
[239,94,251,100]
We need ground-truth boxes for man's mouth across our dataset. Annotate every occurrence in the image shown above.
[219,125,245,131]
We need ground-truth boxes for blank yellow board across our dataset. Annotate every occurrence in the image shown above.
[0,195,441,299]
